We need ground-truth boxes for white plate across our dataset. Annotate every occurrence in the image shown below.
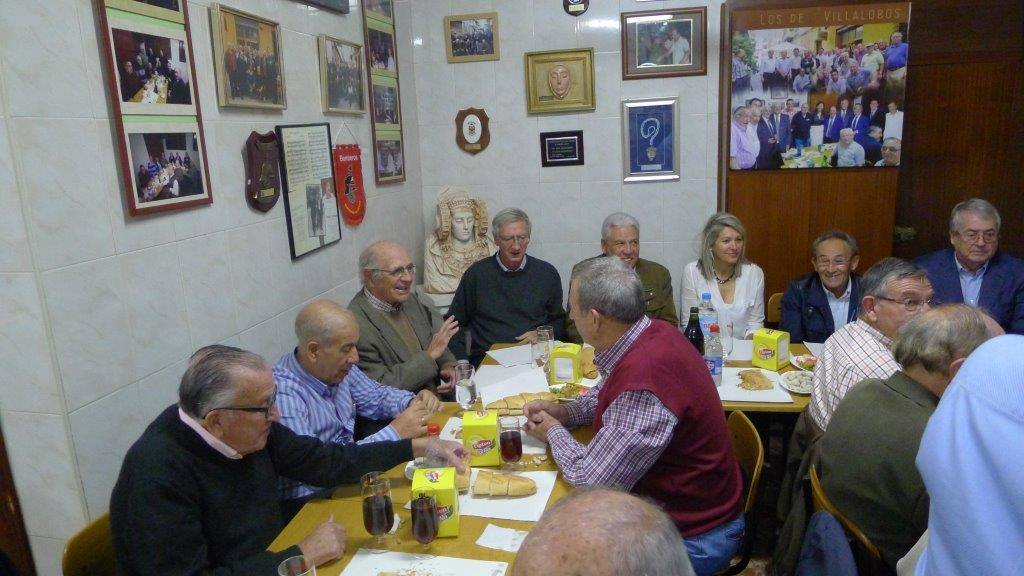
[780,371,813,395]
[790,354,817,372]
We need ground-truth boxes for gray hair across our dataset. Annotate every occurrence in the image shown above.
[812,229,859,257]
[179,345,267,419]
[294,299,351,346]
[949,198,1001,234]
[491,208,532,238]
[858,257,929,318]
[839,127,854,137]
[894,304,991,375]
[357,244,382,285]
[698,212,748,281]
[572,257,645,324]
[881,137,900,149]
[601,212,640,240]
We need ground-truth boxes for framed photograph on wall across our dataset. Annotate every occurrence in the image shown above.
[621,7,707,80]
[524,48,595,114]
[121,121,212,215]
[276,123,342,259]
[318,35,364,114]
[373,132,405,184]
[366,20,398,77]
[622,98,679,182]
[210,3,286,109]
[106,0,185,23]
[363,0,393,24]
[106,16,197,115]
[290,0,348,14]
[444,12,499,63]
[370,77,400,130]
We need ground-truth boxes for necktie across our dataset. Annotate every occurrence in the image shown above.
[853,115,860,130]
[827,118,834,135]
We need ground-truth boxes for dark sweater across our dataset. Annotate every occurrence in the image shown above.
[110,405,413,575]
[447,254,566,364]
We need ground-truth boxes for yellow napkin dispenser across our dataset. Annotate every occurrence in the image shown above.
[462,410,499,467]
[411,468,460,537]
[752,328,790,371]
[549,342,582,384]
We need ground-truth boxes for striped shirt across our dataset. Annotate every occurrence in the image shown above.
[274,350,414,499]
[809,319,900,431]
[547,316,679,490]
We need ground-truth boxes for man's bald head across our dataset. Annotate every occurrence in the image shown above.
[293,300,361,385]
[295,299,355,346]
[513,487,694,576]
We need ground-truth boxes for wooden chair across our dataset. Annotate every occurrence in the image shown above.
[766,292,783,327]
[808,465,886,576]
[718,411,765,575]
[63,512,116,576]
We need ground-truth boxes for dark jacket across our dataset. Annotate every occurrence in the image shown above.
[780,272,862,343]
[915,248,1024,335]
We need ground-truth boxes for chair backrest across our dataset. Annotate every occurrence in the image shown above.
[808,465,883,567]
[766,292,783,325]
[62,512,116,576]
[728,411,764,513]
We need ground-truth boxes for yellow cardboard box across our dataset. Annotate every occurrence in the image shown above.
[549,342,582,384]
[752,328,790,371]
[462,410,499,467]
[410,468,460,538]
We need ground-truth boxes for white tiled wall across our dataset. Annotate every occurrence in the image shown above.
[0,0,423,573]
[412,0,724,298]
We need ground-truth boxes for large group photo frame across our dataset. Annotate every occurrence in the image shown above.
[276,123,342,259]
[524,48,596,114]
[622,97,679,183]
[621,7,707,80]
[210,3,287,109]
[444,12,500,63]
[728,3,911,170]
[318,34,365,114]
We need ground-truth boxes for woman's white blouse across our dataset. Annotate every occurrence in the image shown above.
[680,261,766,338]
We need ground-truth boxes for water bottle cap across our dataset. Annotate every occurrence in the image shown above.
[426,423,440,436]
[710,324,720,333]
[701,292,712,300]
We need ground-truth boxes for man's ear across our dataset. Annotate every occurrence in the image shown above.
[204,410,225,437]
[849,255,860,272]
[304,340,321,362]
[947,356,967,379]
[861,295,878,322]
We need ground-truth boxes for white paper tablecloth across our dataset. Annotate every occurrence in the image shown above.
[484,343,533,367]
[459,470,559,522]
[340,549,507,576]
[727,339,754,362]
[477,367,549,408]
[716,367,794,403]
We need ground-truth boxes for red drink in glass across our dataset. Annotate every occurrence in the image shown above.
[361,493,394,537]
[499,429,523,464]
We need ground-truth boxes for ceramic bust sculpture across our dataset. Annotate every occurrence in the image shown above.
[424,187,497,294]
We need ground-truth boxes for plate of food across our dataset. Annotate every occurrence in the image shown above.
[780,370,814,395]
[549,381,589,402]
[791,354,818,372]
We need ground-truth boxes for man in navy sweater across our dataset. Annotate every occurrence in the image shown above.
[781,230,862,343]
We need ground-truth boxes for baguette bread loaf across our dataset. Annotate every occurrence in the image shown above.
[472,470,537,497]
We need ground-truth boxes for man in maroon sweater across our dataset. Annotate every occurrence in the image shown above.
[524,257,743,576]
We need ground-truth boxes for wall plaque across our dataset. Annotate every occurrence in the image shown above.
[540,130,584,167]
[455,107,490,154]
[244,131,281,212]
[563,0,589,17]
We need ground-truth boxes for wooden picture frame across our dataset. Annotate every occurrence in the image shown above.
[290,0,349,14]
[622,98,679,182]
[209,3,287,109]
[105,15,197,115]
[444,12,499,63]
[121,121,212,214]
[373,132,405,184]
[370,76,401,130]
[318,35,364,114]
[366,19,398,78]
[106,0,186,23]
[362,0,393,24]
[276,123,342,259]
[524,48,596,114]
[621,7,707,80]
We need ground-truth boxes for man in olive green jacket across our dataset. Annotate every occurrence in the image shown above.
[566,213,678,343]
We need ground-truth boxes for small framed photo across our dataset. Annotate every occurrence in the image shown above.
[444,12,499,63]
[106,0,185,23]
[121,121,212,215]
[276,123,342,259]
[370,76,401,130]
[620,7,707,80]
[210,3,286,109]
[366,20,398,77]
[318,35,364,114]
[540,131,584,167]
[524,48,595,114]
[374,132,405,184]
[106,16,196,115]
[362,0,393,24]
[291,0,348,14]
[622,98,679,182]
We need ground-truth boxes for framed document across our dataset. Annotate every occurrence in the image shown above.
[621,7,707,80]
[275,123,342,259]
[540,131,584,167]
[622,98,679,182]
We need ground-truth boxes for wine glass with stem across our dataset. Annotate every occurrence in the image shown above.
[410,493,438,558]
[360,473,394,552]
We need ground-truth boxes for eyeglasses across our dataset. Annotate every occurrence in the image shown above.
[957,229,998,244]
[497,234,530,245]
[876,296,938,312]
[205,389,277,419]
[880,146,901,152]
[372,264,416,278]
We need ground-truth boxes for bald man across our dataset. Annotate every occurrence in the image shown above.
[274,299,442,514]
[513,487,696,576]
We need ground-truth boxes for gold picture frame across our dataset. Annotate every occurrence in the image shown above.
[444,12,499,63]
[209,3,287,109]
[318,35,365,114]
[524,48,595,114]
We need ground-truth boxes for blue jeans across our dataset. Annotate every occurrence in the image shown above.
[683,514,746,576]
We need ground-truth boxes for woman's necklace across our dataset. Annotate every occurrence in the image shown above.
[714,268,736,285]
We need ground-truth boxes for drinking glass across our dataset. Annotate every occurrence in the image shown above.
[278,555,316,576]
[531,338,551,371]
[361,474,394,550]
[721,322,734,360]
[454,361,477,414]
[499,416,523,470]
[410,493,439,555]
[536,325,554,345]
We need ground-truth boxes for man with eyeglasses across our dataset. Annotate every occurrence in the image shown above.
[111,345,466,575]
[274,299,445,517]
[448,207,567,365]
[916,198,1024,335]
[349,242,460,393]
[875,136,901,166]
[780,230,862,343]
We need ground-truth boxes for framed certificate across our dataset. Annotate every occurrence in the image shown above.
[276,123,342,259]
[540,131,584,167]
[622,98,679,182]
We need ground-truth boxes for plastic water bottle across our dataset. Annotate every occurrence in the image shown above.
[698,292,718,339]
[704,324,724,387]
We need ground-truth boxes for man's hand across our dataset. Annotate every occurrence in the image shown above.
[436,364,455,394]
[515,330,538,344]
[415,389,443,413]
[390,401,430,439]
[411,438,469,473]
[523,409,560,443]
[523,400,567,424]
[427,316,460,360]
[298,515,347,566]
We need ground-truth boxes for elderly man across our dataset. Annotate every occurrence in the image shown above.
[729,106,758,170]
[447,208,566,365]
[876,137,901,166]
[110,345,465,575]
[349,242,459,393]
[833,128,865,167]
[522,257,743,575]
[513,487,696,576]
[916,198,1024,334]
[820,305,995,569]
[274,300,444,513]
[781,230,862,343]
[566,213,677,343]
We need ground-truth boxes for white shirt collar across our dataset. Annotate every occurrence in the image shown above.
[178,406,242,460]
[496,253,528,272]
